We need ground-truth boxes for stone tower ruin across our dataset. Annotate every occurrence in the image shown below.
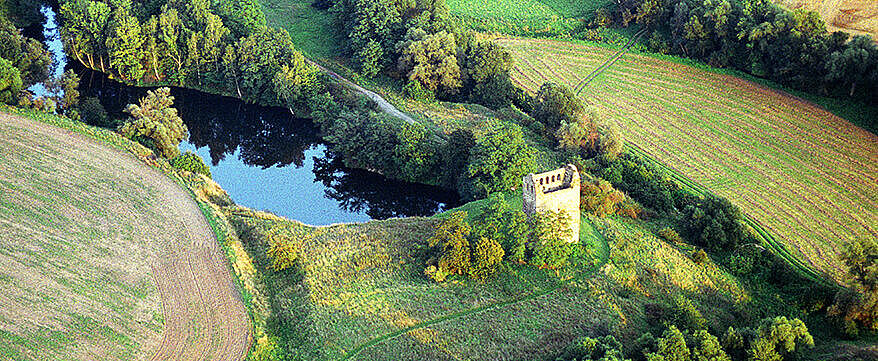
[522,164,580,243]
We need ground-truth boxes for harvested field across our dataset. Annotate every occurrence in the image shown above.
[0,111,249,360]
[777,0,878,39]
[499,37,878,283]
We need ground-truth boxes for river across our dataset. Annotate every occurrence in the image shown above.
[33,6,460,225]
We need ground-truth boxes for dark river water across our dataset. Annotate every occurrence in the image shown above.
[32,6,459,225]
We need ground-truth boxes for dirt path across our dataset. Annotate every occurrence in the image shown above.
[308,61,418,125]
[0,111,250,360]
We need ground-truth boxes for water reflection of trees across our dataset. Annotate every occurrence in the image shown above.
[76,64,320,168]
[313,153,460,220]
[178,94,319,169]
[74,64,461,219]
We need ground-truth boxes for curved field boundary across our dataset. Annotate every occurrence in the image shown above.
[623,143,835,288]
[342,219,610,361]
[0,109,251,360]
[573,28,647,94]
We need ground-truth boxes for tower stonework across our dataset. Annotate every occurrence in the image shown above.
[522,164,580,243]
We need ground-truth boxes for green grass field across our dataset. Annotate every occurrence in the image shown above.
[446,0,609,37]
[259,0,341,59]
[500,36,878,285]
[222,187,776,359]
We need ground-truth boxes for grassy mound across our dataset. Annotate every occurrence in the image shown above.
[499,36,878,284]
[224,189,770,359]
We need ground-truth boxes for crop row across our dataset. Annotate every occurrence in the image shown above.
[500,38,878,282]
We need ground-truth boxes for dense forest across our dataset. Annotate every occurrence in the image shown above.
[56,0,323,111]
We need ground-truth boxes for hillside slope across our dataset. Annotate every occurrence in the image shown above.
[0,111,249,360]
[225,200,753,360]
[499,37,878,284]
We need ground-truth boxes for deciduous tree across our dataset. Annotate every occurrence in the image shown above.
[120,87,188,158]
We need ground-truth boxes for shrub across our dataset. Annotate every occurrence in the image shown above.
[556,335,629,361]
[680,195,746,252]
[747,317,814,361]
[402,79,433,102]
[658,227,684,244]
[424,265,450,282]
[529,210,575,269]
[469,237,504,280]
[580,176,625,217]
[727,248,757,276]
[690,249,709,264]
[471,194,529,263]
[31,96,55,113]
[598,123,623,160]
[119,87,188,159]
[78,97,112,127]
[672,295,707,331]
[617,199,642,219]
[647,325,690,361]
[170,151,212,177]
[0,57,23,104]
[533,82,582,131]
[267,233,297,271]
[427,211,471,279]
[828,238,878,335]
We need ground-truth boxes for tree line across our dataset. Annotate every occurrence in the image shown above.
[609,0,877,104]
[327,0,528,109]
[58,0,322,112]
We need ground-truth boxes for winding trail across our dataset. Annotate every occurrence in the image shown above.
[0,111,250,360]
[308,61,418,125]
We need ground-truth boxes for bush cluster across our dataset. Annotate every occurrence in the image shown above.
[828,238,878,336]
[170,151,211,178]
[580,175,632,218]
[426,195,582,282]
[679,195,745,252]
[528,82,624,160]
[625,316,812,361]
[424,211,504,281]
[472,194,579,270]
[331,0,526,109]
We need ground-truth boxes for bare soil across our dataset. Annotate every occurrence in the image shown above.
[0,111,249,360]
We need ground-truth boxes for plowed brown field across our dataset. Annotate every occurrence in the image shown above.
[0,111,249,360]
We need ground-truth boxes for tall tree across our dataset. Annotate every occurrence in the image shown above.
[119,87,189,158]
[157,6,185,83]
[105,5,145,81]
[826,36,877,97]
[466,122,536,198]
[0,57,22,104]
[395,28,461,96]
[0,16,50,86]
